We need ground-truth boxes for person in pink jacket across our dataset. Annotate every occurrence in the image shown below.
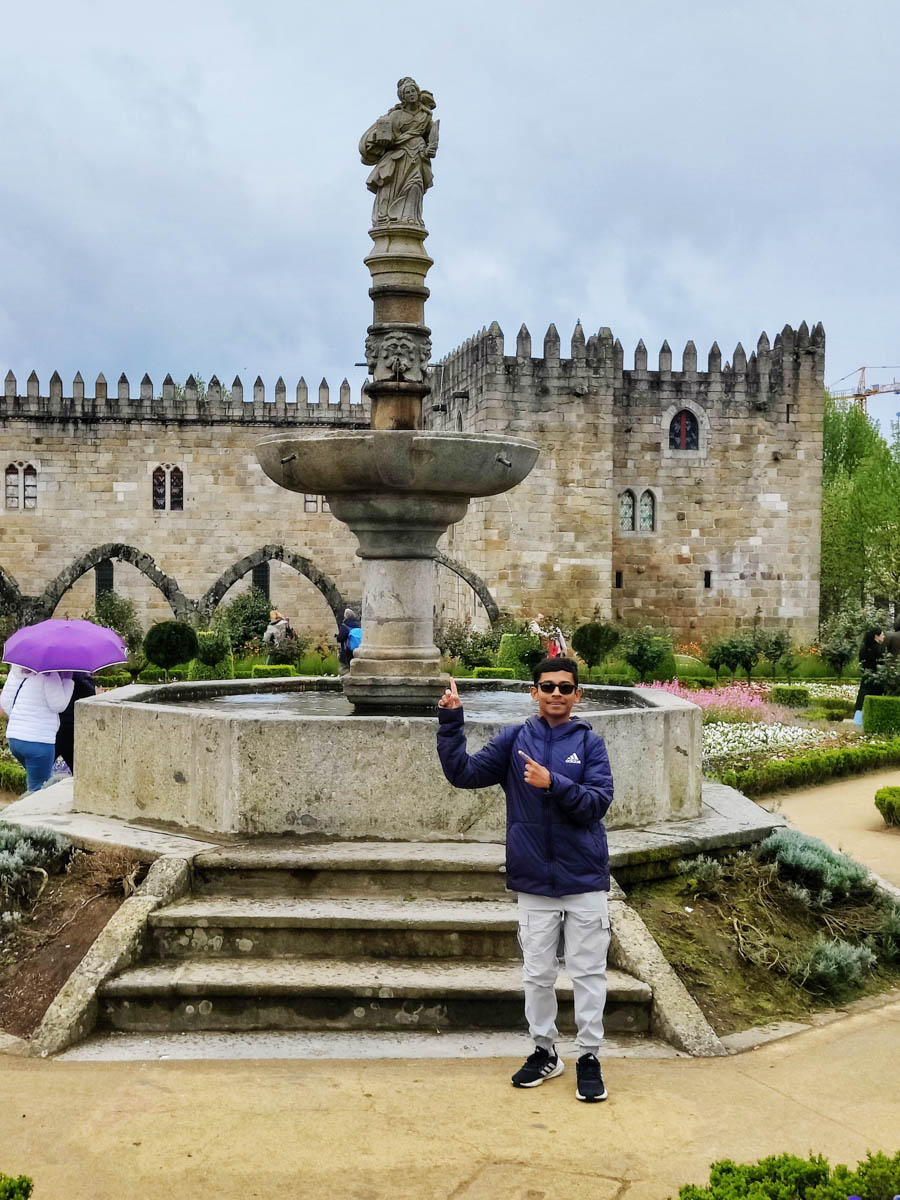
[1,665,74,792]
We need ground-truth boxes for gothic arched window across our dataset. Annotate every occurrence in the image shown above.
[169,467,184,511]
[152,467,167,510]
[5,464,19,509]
[619,490,635,531]
[669,409,699,450]
[639,490,656,532]
[5,462,38,510]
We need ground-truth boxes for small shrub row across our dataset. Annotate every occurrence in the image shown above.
[471,667,515,678]
[769,685,809,707]
[714,737,900,796]
[875,786,900,827]
[674,1149,900,1200]
[251,665,296,678]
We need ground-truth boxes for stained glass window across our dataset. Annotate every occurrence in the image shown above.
[669,409,699,450]
[169,467,184,511]
[639,490,655,531]
[619,490,635,531]
[152,467,166,510]
[304,494,318,512]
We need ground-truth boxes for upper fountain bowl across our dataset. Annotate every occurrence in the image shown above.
[256,430,539,497]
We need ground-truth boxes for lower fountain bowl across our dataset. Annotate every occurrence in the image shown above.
[72,677,702,839]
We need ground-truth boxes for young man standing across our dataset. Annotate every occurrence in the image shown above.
[436,658,614,1102]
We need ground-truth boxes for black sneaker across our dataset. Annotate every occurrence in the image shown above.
[511,1046,564,1088]
[575,1053,608,1102]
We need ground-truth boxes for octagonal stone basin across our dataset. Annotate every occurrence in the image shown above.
[73,678,701,840]
[255,429,540,499]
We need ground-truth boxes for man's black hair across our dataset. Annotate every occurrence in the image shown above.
[532,656,579,686]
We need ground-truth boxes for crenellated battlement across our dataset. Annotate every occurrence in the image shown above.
[0,369,371,426]
[434,319,825,412]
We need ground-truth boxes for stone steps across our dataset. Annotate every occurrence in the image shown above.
[82,840,657,1057]
[191,842,508,898]
[148,895,518,960]
[98,958,650,1035]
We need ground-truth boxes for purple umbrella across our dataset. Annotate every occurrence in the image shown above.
[2,619,128,673]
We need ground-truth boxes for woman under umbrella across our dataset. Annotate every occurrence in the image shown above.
[1,666,74,791]
[1,618,127,790]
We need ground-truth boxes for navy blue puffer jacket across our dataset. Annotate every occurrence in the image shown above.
[437,707,613,896]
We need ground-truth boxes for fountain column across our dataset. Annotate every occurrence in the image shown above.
[256,79,538,712]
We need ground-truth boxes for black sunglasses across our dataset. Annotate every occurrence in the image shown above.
[536,681,577,695]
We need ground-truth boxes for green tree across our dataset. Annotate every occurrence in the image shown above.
[84,590,143,653]
[621,626,670,683]
[213,588,271,647]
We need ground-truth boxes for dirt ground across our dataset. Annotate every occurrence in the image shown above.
[0,848,144,1038]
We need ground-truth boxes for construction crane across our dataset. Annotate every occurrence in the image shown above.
[829,366,900,414]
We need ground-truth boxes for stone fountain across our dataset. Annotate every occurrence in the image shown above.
[256,76,538,711]
[69,81,702,840]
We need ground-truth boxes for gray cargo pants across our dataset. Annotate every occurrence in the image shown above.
[516,890,610,1055]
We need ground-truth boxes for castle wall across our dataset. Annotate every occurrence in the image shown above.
[430,320,824,640]
[0,372,368,641]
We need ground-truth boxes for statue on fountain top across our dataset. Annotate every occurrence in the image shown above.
[360,77,438,229]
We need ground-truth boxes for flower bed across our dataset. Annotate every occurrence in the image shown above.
[702,720,829,771]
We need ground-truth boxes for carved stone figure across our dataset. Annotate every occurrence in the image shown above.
[365,331,432,384]
[359,77,438,227]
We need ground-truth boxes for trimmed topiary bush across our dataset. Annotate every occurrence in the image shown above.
[251,664,296,678]
[570,623,619,669]
[188,630,235,681]
[471,666,515,678]
[144,621,199,680]
[770,685,809,707]
[863,694,900,735]
[589,673,635,687]
[875,785,900,827]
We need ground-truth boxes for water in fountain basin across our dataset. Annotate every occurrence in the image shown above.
[163,687,636,722]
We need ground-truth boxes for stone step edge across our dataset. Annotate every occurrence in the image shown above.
[100,960,650,1003]
[193,844,506,873]
[150,902,518,931]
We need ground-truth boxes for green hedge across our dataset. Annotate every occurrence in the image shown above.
[864,694,900,735]
[94,671,132,688]
[588,673,635,687]
[0,760,27,794]
[0,1175,33,1199]
[495,632,540,675]
[714,737,900,797]
[675,1149,900,1200]
[251,664,297,678]
[875,786,900,827]
[471,667,515,678]
[673,654,716,681]
[770,685,809,707]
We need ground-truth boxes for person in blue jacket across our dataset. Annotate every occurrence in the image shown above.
[437,657,613,1103]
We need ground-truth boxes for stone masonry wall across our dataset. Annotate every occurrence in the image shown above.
[429,320,825,641]
[0,371,369,641]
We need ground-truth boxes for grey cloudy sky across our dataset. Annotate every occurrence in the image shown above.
[1,0,898,426]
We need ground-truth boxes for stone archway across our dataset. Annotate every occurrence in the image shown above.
[198,545,346,627]
[433,552,501,626]
[0,564,23,620]
[36,544,194,621]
